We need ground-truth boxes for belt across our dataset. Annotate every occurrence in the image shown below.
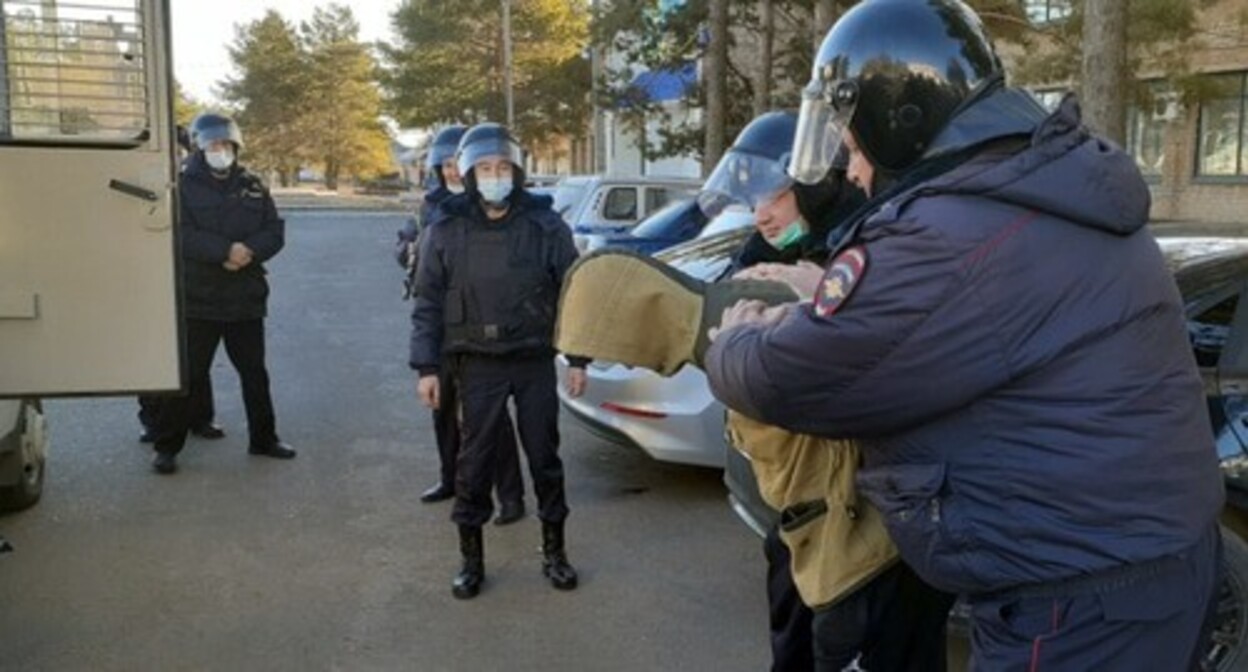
[974,551,1188,603]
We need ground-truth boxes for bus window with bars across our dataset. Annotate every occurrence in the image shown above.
[0,0,148,143]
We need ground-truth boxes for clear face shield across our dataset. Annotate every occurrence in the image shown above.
[697,149,794,218]
[789,80,857,185]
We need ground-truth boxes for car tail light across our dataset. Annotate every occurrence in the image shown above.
[600,402,668,419]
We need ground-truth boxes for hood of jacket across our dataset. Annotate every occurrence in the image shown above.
[893,93,1150,236]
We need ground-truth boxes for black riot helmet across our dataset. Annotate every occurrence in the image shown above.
[457,122,526,199]
[425,124,467,187]
[190,113,244,151]
[699,111,814,218]
[790,0,1003,182]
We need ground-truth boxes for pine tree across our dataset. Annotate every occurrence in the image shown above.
[380,0,592,148]
[220,11,309,186]
[299,4,393,191]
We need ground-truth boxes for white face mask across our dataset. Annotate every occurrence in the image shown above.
[477,177,513,205]
[205,148,235,172]
[447,183,465,194]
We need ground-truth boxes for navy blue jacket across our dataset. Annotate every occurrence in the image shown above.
[409,190,582,373]
[179,154,284,322]
[706,97,1224,595]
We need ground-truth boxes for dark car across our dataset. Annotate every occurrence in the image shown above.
[723,236,1248,671]
[584,198,709,255]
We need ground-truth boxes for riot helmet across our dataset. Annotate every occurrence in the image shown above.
[699,111,805,218]
[191,113,244,151]
[790,0,1003,183]
[457,123,525,207]
[426,124,467,189]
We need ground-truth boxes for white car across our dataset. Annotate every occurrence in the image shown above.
[556,212,754,468]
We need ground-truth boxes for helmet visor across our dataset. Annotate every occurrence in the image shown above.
[196,120,243,150]
[697,148,793,218]
[458,136,524,177]
[790,83,855,184]
[426,140,460,170]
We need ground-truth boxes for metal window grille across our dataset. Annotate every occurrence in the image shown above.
[1,0,148,143]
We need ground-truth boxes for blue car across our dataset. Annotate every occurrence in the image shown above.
[583,199,708,255]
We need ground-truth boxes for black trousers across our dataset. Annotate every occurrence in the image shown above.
[155,319,278,455]
[812,562,956,672]
[138,377,215,429]
[452,355,567,528]
[434,365,523,505]
[765,526,815,672]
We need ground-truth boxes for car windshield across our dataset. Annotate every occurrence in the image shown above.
[552,181,589,218]
[630,199,705,239]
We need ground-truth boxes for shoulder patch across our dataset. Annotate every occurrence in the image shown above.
[813,246,868,319]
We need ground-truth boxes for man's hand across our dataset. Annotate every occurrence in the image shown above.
[708,300,794,342]
[418,375,440,410]
[565,367,588,398]
[228,242,254,269]
[733,261,825,300]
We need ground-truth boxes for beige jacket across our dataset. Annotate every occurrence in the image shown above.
[726,411,898,609]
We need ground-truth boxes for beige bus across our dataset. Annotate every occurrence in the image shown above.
[0,0,181,531]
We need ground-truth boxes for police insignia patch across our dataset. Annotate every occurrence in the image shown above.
[814,246,868,319]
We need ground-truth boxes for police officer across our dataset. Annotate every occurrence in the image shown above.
[707,1,1222,669]
[703,111,952,672]
[397,124,526,525]
[410,123,585,599]
[152,113,296,474]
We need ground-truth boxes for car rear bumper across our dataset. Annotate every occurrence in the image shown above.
[556,358,725,468]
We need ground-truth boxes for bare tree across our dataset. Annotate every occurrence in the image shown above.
[704,0,729,175]
[753,0,775,118]
[1080,0,1128,144]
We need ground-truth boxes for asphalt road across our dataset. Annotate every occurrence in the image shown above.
[0,210,769,671]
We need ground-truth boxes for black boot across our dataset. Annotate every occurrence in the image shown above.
[452,525,484,599]
[541,520,578,591]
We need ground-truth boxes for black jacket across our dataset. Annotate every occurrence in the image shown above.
[179,154,285,321]
[409,190,582,373]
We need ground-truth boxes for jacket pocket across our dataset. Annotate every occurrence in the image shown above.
[858,462,946,524]
[780,499,828,533]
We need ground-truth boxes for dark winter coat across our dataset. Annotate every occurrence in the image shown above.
[409,190,583,373]
[179,154,284,322]
[706,96,1224,595]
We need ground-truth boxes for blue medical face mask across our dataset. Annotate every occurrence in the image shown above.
[765,219,807,250]
[477,177,513,205]
[447,183,465,194]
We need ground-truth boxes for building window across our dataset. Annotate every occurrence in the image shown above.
[1023,0,1073,25]
[1197,73,1248,178]
[1127,84,1173,177]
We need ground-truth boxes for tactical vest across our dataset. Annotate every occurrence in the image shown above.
[442,211,559,357]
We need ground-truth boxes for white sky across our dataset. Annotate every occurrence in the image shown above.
[171,0,400,104]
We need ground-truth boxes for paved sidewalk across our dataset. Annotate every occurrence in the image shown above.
[272,186,420,212]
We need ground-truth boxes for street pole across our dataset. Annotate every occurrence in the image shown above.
[503,0,515,130]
